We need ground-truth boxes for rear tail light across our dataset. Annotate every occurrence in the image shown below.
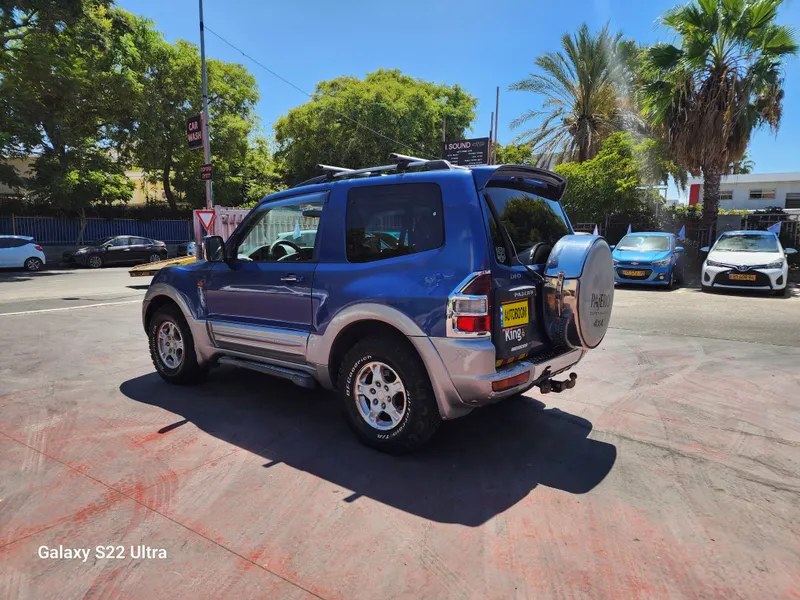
[34,245,43,252]
[447,271,492,338]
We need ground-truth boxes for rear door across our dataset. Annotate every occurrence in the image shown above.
[131,237,154,262]
[478,170,572,358]
[204,192,327,362]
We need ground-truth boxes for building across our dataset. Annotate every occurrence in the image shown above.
[687,172,800,210]
[0,156,163,205]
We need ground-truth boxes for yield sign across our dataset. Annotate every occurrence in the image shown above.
[197,210,216,232]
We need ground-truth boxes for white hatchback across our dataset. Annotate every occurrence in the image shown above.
[701,231,796,296]
[0,235,47,271]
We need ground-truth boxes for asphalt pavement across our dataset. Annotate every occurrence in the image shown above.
[1,268,799,599]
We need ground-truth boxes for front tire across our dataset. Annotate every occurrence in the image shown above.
[87,254,103,269]
[701,284,713,293]
[24,257,43,272]
[774,286,788,297]
[338,336,441,453]
[148,305,206,385]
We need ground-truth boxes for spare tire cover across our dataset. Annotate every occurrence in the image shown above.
[542,235,614,349]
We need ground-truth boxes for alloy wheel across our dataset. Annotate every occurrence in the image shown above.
[354,361,407,431]
[157,320,185,370]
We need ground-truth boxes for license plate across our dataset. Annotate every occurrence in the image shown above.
[729,273,756,281]
[501,299,529,328]
[622,269,646,277]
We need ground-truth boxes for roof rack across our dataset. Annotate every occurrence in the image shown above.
[291,153,464,188]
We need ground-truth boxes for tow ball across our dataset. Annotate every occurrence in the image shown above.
[538,372,578,394]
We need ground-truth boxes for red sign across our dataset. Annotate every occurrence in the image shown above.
[196,210,216,232]
[186,114,203,150]
[200,163,213,181]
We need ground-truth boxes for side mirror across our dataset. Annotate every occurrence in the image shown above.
[700,246,710,253]
[609,245,615,250]
[675,246,684,253]
[786,248,798,255]
[201,236,224,262]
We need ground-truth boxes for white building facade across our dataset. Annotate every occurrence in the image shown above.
[687,172,800,211]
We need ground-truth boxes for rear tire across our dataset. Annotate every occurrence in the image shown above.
[24,257,43,272]
[148,252,163,263]
[148,305,206,385]
[338,336,441,453]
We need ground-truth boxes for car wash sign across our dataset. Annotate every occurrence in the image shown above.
[442,137,490,166]
[186,114,203,150]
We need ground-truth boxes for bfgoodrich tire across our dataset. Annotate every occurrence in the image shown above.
[339,336,441,453]
[148,305,206,385]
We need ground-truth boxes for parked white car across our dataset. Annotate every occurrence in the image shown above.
[701,230,796,296]
[0,235,47,271]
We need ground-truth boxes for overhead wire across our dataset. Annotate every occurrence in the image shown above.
[203,26,437,160]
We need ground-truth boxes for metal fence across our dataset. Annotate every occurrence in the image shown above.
[0,216,192,245]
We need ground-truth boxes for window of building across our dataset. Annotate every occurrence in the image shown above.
[719,190,733,201]
[346,183,443,263]
[749,189,776,200]
[785,193,800,209]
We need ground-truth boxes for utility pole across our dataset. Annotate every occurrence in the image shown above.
[493,86,500,165]
[489,111,494,165]
[199,0,213,209]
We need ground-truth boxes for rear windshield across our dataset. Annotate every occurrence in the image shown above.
[483,184,570,264]
[617,235,670,252]
[715,234,778,252]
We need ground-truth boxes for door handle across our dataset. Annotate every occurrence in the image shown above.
[281,274,302,283]
[124,248,131,251]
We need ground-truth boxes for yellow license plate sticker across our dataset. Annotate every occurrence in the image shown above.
[729,273,756,281]
[622,269,646,277]
[501,299,529,328]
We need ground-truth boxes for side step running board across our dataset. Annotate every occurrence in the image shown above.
[218,356,317,389]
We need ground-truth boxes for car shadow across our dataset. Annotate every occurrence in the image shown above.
[0,269,62,281]
[120,369,617,526]
[684,283,798,299]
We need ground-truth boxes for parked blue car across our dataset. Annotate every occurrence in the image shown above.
[142,157,616,452]
[611,232,685,288]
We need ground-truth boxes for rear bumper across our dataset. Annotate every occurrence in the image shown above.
[414,336,584,419]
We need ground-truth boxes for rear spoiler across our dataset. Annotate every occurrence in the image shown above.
[473,165,568,202]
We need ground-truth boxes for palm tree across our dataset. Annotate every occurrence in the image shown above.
[640,0,797,223]
[726,151,755,175]
[509,24,626,165]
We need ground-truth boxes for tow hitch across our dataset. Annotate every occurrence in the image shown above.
[538,372,577,394]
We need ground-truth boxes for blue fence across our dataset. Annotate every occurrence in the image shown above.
[0,216,192,245]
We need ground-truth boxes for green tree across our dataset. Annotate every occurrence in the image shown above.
[509,24,628,165]
[1,4,142,219]
[274,69,477,184]
[554,132,654,224]
[129,36,263,208]
[726,151,755,175]
[0,0,111,50]
[494,142,534,165]
[640,0,797,223]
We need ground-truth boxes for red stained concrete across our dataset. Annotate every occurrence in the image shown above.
[1,301,799,599]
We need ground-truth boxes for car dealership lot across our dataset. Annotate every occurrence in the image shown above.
[1,271,799,599]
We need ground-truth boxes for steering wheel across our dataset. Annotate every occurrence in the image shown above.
[271,239,302,261]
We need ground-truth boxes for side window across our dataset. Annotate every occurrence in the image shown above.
[111,237,129,247]
[236,196,324,263]
[346,183,443,263]
[132,237,150,245]
[0,238,11,249]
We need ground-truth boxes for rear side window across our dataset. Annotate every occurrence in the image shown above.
[1,238,30,248]
[346,183,443,263]
[483,183,570,265]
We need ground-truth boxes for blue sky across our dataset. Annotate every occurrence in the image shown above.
[118,0,800,200]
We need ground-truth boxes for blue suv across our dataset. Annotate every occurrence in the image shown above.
[143,155,615,452]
